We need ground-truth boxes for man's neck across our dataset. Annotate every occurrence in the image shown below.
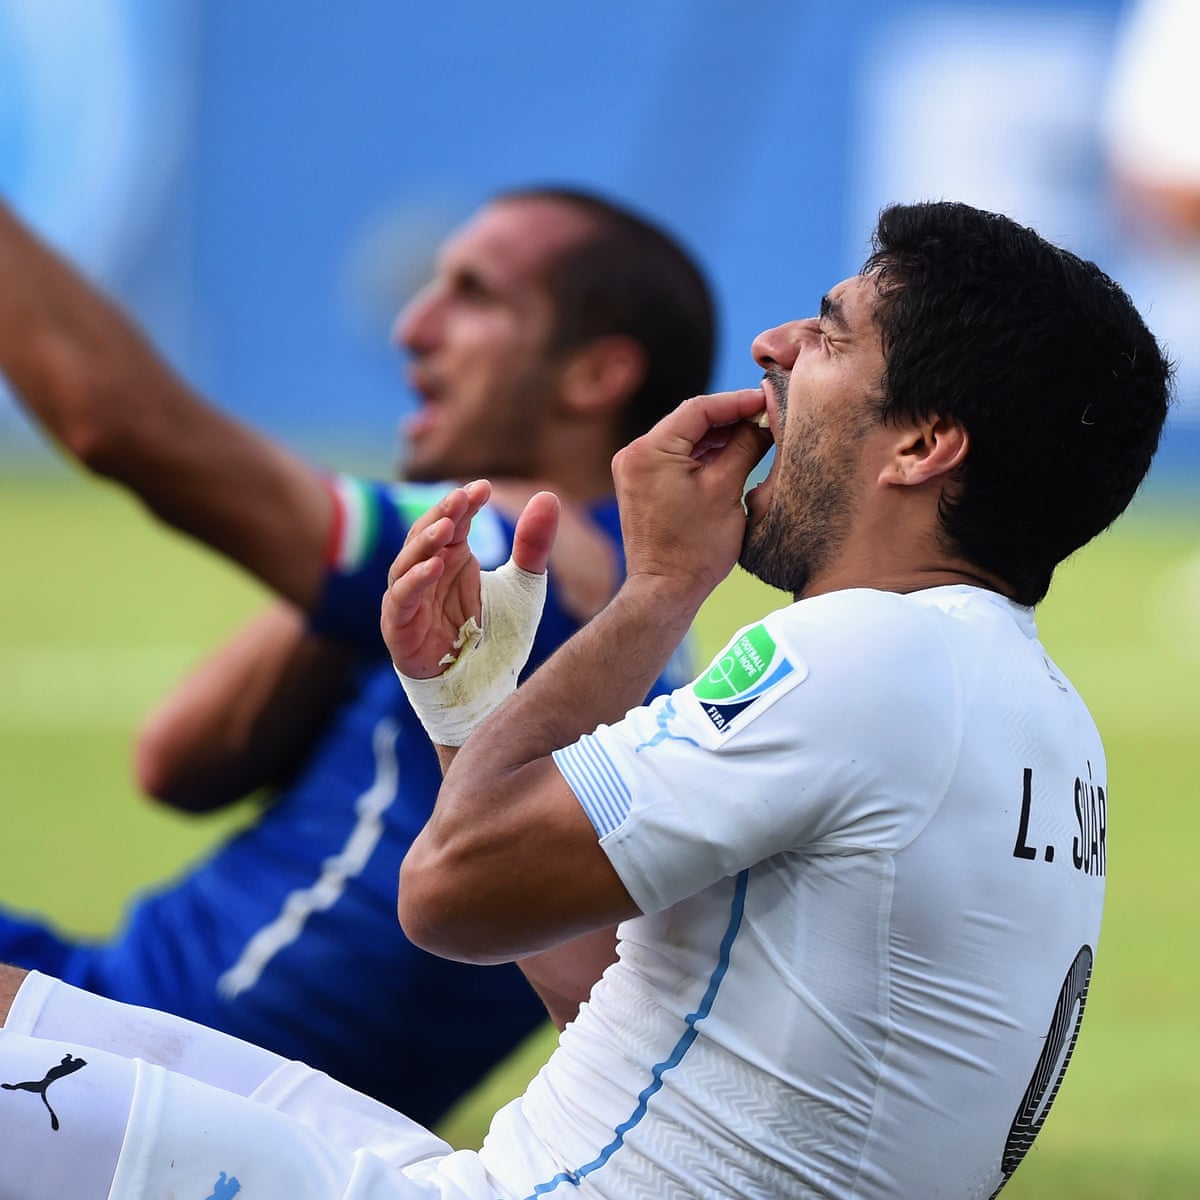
[796,559,1014,604]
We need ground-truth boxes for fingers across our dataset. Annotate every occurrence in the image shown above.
[381,480,495,681]
[615,389,773,503]
[510,491,560,576]
[387,480,491,588]
[609,389,777,600]
[683,391,773,484]
[398,479,491,552]
[383,551,445,622]
[691,418,773,473]
[448,479,492,545]
[660,389,767,453]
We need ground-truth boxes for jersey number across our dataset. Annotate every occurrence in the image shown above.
[992,944,1093,1197]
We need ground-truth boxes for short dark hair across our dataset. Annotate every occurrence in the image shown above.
[494,185,716,442]
[864,201,1174,606]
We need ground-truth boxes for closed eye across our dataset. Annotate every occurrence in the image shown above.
[450,268,493,302]
[818,292,850,335]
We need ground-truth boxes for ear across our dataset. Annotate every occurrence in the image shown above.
[557,335,647,418]
[879,415,968,488]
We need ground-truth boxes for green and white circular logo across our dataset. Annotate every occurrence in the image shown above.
[695,623,779,701]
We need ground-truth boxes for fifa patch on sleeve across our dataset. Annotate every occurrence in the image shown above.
[693,621,807,735]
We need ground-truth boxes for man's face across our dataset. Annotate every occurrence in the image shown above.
[740,274,888,596]
[392,198,594,482]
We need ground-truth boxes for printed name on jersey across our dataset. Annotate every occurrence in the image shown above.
[692,622,807,734]
[1072,762,1107,876]
[1012,763,1106,877]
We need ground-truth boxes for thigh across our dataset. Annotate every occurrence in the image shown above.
[6,970,283,1096]
[117,1061,491,1200]
[0,1029,131,1200]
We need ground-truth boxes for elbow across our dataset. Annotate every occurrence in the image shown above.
[50,372,135,476]
[132,727,189,810]
[397,844,509,965]
[397,847,460,960]
[133,718,218,813]
[132,703,183,802]
[36,338,162,477]
[28,336,109,465]
[63,393,150,480]
[57,409,117,473]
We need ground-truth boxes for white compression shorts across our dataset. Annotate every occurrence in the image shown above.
[0,972,508,1200]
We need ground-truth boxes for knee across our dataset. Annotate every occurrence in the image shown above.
[0,962,29,1025]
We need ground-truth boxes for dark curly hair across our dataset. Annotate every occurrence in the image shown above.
[864,201,1174,605]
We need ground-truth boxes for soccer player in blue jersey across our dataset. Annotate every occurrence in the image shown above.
[0,186,714,1125]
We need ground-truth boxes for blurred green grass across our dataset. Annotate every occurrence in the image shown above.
[0,472,270,924]
[1,471,1197,1196]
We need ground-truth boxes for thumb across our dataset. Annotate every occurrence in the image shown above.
[511,491,560,575]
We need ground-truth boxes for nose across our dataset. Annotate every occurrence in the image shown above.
[751,319,812,372]
[392,280,442,352]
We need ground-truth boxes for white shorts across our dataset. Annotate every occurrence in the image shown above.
[112,1054,486,1200]
[0,973,539,1200]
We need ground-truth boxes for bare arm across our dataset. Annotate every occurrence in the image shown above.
[135,601,357,812]
[382,483,626,1021]
[0,199,332,608]
[384,391,771,968]
[516,927,620,1031]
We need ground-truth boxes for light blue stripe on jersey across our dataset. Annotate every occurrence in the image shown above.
[552,735,631,837]
[518,870,750,1200]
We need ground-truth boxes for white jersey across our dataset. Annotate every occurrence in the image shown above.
[484,585,1107,1200]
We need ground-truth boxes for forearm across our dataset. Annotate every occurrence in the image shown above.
[0,200,181,465]
[419,746,617,1024]
[394,394,768,961]
[135,603,356,811]
[450,572,701,780]
[0,200,332,606]
[401,573,707,961]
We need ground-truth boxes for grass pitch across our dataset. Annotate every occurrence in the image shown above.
[1,469,1197,1197]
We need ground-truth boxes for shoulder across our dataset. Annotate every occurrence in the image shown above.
[766,584,1022,669]
[762,587,957,679]
[682,588,973,770]
[679,589,961,749]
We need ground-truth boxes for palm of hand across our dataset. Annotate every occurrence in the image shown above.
[382,482,494,681]
[384,541,482,680]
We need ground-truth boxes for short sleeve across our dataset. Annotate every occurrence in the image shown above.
[553,592,963,915]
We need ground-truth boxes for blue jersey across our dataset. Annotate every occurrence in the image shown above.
[0,478,690,1126]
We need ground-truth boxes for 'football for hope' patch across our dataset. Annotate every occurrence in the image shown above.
[693,622,807,734]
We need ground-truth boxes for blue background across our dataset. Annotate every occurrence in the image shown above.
[1,0,1195,485]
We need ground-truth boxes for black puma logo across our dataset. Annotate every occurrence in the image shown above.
[2,1052,88,1131]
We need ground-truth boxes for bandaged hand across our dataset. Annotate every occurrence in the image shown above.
[395,557,547,745]
[383,482,559,746]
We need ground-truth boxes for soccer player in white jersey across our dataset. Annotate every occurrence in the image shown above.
[0,200,1172,1198]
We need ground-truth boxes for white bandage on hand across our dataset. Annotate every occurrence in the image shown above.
[395,557,547,746]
